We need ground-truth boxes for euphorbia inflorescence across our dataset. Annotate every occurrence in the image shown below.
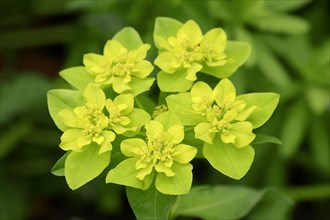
[47,17,279,194]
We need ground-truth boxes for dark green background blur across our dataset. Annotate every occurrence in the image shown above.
[0,0,329,219]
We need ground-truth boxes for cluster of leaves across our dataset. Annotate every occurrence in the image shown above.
[47,17,279,217]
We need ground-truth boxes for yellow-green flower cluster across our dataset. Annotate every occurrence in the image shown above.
[84,41,153,93]
[107,113,197,195]
[192,79,256,148]
[58,84,150,154]
[155,20,227,81]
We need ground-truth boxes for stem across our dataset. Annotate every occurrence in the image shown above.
[284,184,330,201]
[184,126,195,132]
[135,97,145,111]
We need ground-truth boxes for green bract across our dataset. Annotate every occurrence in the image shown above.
[167,78,279,179]
[83,27,154,95]
[106,112,197,195]
[154,17,251,92]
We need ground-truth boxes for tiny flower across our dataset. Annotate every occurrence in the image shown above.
[58,84,115,154]
[84,39,154,93]
[106,94,150,136]
[107,119,197,195]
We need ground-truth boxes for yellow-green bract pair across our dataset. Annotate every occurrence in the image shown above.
[154,17,251,92]
[47,84,150,190]
[106,112,197,195]
[167,78,279,179]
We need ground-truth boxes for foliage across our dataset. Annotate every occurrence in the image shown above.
[46,17,281,219]
[0,0,329,219]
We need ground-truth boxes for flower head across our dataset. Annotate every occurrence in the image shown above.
[155,20,228,82]
[58,84,115,154]
[193,79,256,148]
[84,40,153,93]
[107,114,197,195]
[105,94,150,136]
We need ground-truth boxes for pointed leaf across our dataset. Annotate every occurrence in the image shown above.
[154,17,183,50]
[251,134,282,145]
[237,93,280,128]
[154,111,182,130]
[113,27,143,50]
[249,14,310,34]
[47,89,85,131]
[279,100,309,159]
[51,152,70,176]
[59,66,94,92]
[203,135,255,179]
[166,93,205,126]
[65,145,110,190]
[106,158,154,190]
[201,41,251,78]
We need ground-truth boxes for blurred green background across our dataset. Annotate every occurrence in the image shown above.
[0,0,329,219]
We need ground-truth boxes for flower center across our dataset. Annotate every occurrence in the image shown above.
[192,94,212,115]
[212,119,231,134]
[82,103,106,138]
[138,131,174,167]
[112,60,134,77]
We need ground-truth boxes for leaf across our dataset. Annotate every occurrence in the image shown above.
[248,13,310,34]
[172,185,293,220]
[51,152,69,176]
[309,117,330,175]
[113,27,143,50]
[156,163,193,195]
[172,185,263,219]
[255,39,291,89]
[157,70,193,92]
[305,85,329,115]
[203,135,255,180]
[123,108,151,137]
[246,188,294,220]
[279,99,309,159]
[126,184,177,220]
[106,158,154,190]
[236,93,280,128]
[251,134,282,145]
[0,119,31,159]
[126,77,155,96]
[201,41,251,78]
[59,66,94,92]
[0,73,52,124]
[234,26,257,67]
[154,111,182,130]
[47,89,85,131]
[265,0,312,12]
[166,93,205,126]
[65,145,110,190]
[154,17,182,50]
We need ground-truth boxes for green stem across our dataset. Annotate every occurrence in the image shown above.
[184,126,195,132]
[135,97,145,111]
[284,184,330,201]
